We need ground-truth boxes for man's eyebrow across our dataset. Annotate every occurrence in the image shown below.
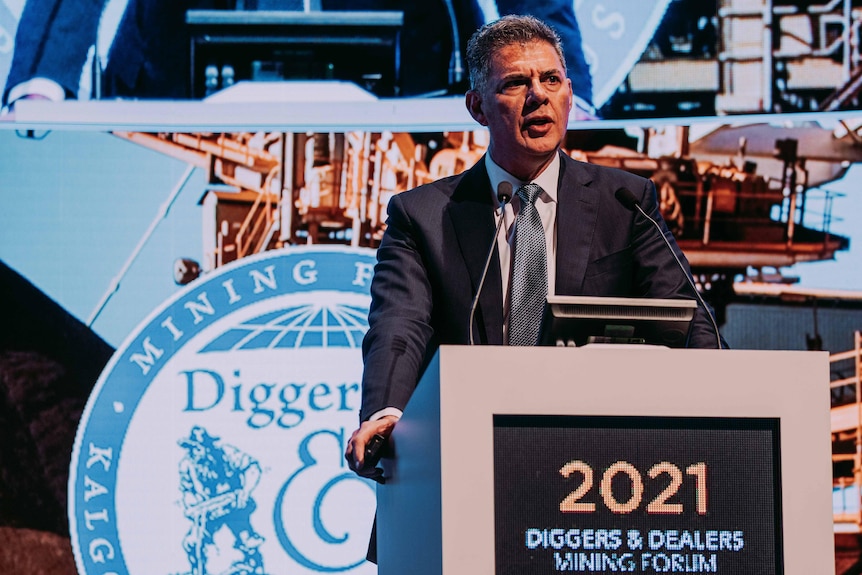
[499,72,529,83]
[499,68,563,81]
[539,68,564,77]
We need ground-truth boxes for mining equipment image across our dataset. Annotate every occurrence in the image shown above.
[605,0,862,118]
[114,121,851,319]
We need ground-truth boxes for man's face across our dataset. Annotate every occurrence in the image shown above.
[190,444,205,461]
[466,40,573,180]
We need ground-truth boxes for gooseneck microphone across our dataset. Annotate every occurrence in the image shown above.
[469,181,514,345]
[614,187,723,350]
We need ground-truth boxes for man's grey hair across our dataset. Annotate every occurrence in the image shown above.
[466,14,567,93]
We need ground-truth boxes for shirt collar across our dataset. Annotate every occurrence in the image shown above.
[485,152,561,208]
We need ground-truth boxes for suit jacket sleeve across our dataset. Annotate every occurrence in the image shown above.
[359,192,435,421]
[556,157,722,348]
[3,0,105,105]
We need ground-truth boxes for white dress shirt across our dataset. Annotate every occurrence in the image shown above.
[368,153,561,422]
[485,153,560,338]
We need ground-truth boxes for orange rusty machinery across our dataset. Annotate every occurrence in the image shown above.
[114,127,850,322]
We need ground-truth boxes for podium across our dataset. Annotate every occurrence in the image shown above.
[376,345,834,575]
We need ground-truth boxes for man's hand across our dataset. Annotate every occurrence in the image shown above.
[345,416,398,479]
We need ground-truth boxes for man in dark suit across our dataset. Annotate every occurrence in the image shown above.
[1,0,231,108]
[2,0,100,106]
[3,0,592,110]
[345,14,722,480]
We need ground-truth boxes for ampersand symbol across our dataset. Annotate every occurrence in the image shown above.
[627,530,643,550]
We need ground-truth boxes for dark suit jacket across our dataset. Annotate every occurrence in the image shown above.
[359,152,720,422]
[3,0,103,104]
[3,0,230,105]
[4,0,592,104]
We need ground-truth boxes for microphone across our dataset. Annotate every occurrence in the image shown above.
[469,181,513,345]
[614,187,723,349]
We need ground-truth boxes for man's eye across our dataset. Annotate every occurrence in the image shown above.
[542,75,563,90]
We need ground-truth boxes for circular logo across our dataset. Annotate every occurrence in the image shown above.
[69,246,378,575]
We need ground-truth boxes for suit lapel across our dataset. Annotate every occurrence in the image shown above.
[445,154,596,340]
[555,155,597,295]
[447,158,504,344]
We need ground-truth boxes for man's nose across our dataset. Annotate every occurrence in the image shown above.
[526,78,549,105]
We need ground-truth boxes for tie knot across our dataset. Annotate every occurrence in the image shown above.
[517,183,542,205]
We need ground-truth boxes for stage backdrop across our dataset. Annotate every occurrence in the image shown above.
[2,117,861,574]
[3,2,862,572]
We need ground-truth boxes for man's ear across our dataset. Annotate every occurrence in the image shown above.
[466,90,488,126]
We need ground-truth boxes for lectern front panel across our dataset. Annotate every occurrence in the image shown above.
[493,415,783,575]
[379,347,832,575]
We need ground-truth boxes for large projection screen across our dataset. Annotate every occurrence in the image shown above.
[1,1,859,575]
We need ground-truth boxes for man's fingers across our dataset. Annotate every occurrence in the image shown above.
[345,430,366,470]
[345,417,398,474]
[350,439,364,469]
[344,434,362,471]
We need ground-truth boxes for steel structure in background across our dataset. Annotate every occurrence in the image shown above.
[113,123,851,325]
[831,331,862,575]
[833,332,862,527]
[606,0,862,117]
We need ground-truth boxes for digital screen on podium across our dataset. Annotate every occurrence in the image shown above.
[493,415,783,575]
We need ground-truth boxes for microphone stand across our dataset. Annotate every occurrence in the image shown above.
[469,182,513,345]
[615,187,724,350]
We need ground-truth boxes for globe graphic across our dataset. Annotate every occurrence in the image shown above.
[200,303,369,352]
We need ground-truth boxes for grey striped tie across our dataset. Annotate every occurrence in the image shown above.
[508,183,547,346]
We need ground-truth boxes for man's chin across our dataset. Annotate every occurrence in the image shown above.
[521,138,564,158]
